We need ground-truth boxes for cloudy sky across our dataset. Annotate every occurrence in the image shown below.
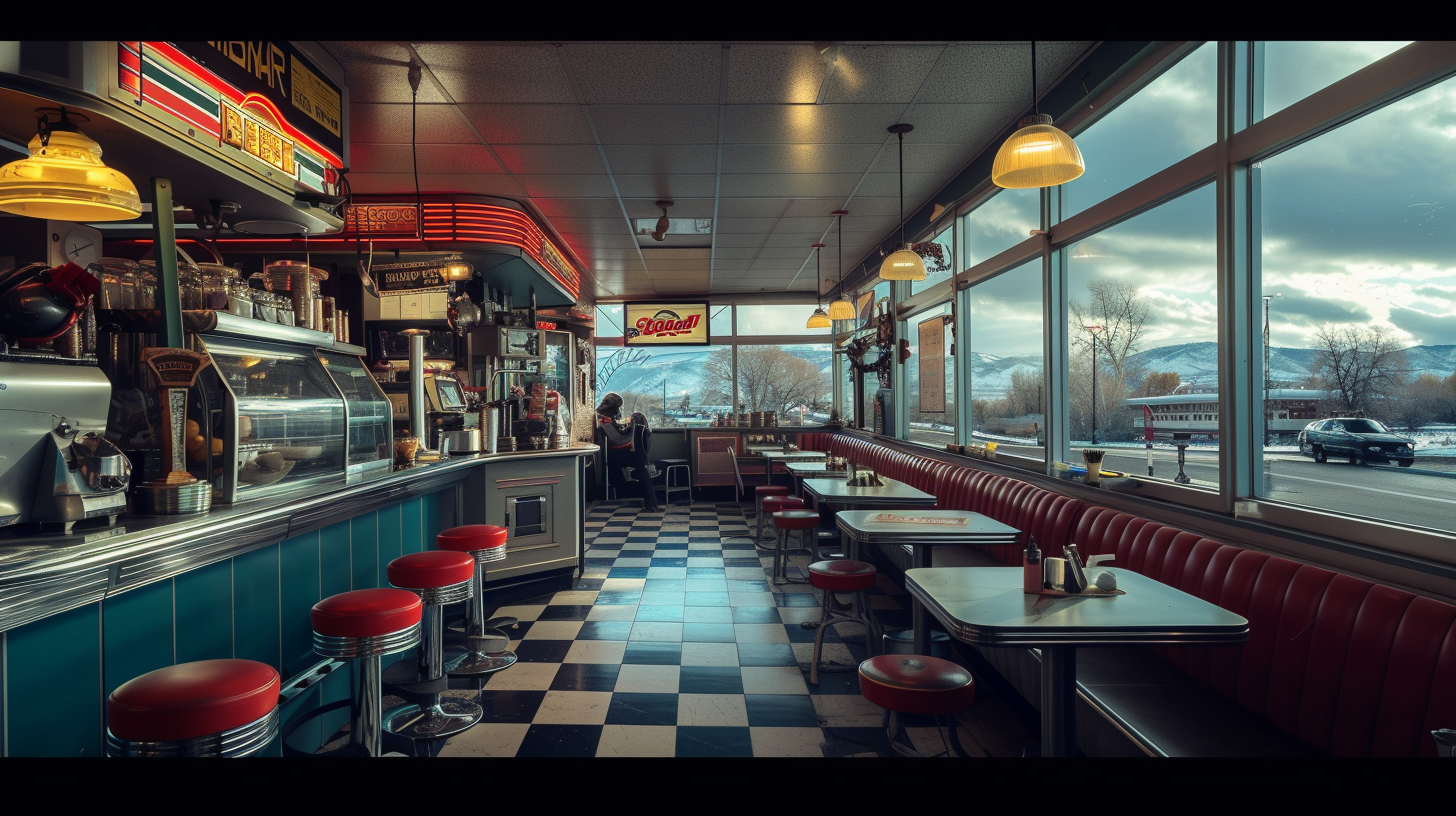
[952,41,1455,362]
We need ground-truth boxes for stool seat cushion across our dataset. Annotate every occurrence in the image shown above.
[808,559,877,591]
[773,509,820,530]
[388,550,476,589]
[761,496,804,514]
[858,654,976,715]
[437,524,508,553]
[655,458,687,465]
[107,659,280,742]
[755,485,790,496]
[312,588,423,639]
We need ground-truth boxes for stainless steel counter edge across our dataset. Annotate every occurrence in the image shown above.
[0,444,598,635]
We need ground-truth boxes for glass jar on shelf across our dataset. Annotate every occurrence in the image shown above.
[196,263,240,311]
[224,275,253,317]
[90,258,139,309]
[263,260,328,330]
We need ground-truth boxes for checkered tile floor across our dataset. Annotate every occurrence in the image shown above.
[424,499,1032,758]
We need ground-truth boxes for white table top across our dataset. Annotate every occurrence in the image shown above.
[834,509,1019,543]
[904,567,1249,648]
[802,476,936,507]
[784,461,828,473]
[759,450,828,460]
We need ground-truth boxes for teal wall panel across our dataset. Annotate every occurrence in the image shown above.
[234,543,281,670]
[320,520,352,600]
[401,497,424,555]
[423,489,450,547]
[350,511,379,590]
[175,559,234,664]
[102,579,174,699]
[377,503,403,587]
[6,604,102,756]
[280,530,321,678]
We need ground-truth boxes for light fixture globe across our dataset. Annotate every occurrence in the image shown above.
[0,125,142,221]
[992,114,1084,189]
[881,244,927,281]
[805,307,832,329]
[827,298,855,321]
[441,260,474,280]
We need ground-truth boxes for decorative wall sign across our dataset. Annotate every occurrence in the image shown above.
[624,302,710,346]
[918,315,946,413]
[373,254,467,295]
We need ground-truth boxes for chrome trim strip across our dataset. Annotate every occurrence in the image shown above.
[493,476,563,489]
[313,624,421,660]
[395,578,473,606]
[105,709,279,758]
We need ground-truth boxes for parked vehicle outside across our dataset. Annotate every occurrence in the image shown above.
[1297,417,1416,467]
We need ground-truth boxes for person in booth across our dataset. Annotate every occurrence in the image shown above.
[595,393,659,512]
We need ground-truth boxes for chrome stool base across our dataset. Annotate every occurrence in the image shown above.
[382,697,483,740]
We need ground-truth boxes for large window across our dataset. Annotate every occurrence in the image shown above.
[1062,42,1216,220]
[1256,73,1456,535]
[909,224,955,296]
[968,258,1044,462]
[1258,41,1411,120]
[1066,185,1218,486]
[964,188,1039,267]
[905,303,955,447]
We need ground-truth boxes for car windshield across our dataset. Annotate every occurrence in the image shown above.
[1344,419,1388,434]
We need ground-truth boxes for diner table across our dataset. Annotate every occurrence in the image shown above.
[904,566,1249,757]
[783,460,827,496]
[835,509,1019,657]
[759,449,827,487]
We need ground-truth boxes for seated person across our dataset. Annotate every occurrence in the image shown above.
[595,394,658,511]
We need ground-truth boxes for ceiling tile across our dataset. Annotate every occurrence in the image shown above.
[413,42,577,104]
[719,143,880,175]
[823,44,945,105]
[718,173,860,199]
[532,198,625,219]
[725,43,828,105]
[515,174,619,199]
[589,105,721,145]
[613,174,717,200]
[349,143,506,175]
[321,42,450,104]
[491,144,608,175]
[559,43,724,105]
[722,104,907,145]
[349,103,480,144]
[456,104,596,144]
[601,144,719,175]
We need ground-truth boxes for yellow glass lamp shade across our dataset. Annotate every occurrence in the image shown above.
[806,307,832,329]
[442,261,474,280]
[826,298,856,321]
[991,114,1085,190]
[880,244,926,281]
[0,128,142,221]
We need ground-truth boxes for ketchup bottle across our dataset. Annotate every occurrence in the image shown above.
[1023,536,1042,594]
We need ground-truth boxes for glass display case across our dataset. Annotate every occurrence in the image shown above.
[193,315,392,504]
[316,350,393,475]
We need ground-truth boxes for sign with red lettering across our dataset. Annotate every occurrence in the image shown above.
[624,302,710,346]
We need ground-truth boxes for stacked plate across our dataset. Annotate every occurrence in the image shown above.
[132,480,213,515]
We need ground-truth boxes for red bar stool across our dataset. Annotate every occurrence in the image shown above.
[858,654,976,757]
[105,659,280,757]
[437,524,519,677]
[754,484,791,542]
[807,559,884,685]
[383,550,484,741]
[311,588,423,757]
[771,508,819,585]
[758,493,803,547]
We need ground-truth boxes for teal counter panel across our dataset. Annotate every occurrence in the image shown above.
[401,497,424,555]
[351,512,379,591]
[234,543,281,669]
[6,604,102,756]
[320,519,352,600]
[102,579,174,699]
[175,560,233,664]
[280,530,322,678]
[378,503,403,588]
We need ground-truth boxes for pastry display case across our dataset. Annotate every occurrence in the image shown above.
[195,314,391,504]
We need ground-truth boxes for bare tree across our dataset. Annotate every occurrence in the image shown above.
[1397,373,1446,432]
[1070,279,1150,441]
[1004,366,1045,417]
[705,346,830,413]
[1308,324,1407,414]
[1134,370,1182,398]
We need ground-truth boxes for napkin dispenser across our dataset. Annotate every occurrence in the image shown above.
[846,467,884,487]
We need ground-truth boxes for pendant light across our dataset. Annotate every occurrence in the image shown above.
[992,41,1085,189]
[879,124,926,282]
[0,108,141,222]
[827,210,855,321]
[806,242,831,328]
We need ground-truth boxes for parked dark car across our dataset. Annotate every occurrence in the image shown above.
[1297,417,1415,466]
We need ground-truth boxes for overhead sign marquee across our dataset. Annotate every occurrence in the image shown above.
[373,254,467,295]
[624,303,710,346]
[115,41,344,199]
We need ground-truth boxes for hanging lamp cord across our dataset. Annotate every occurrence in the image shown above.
[1031,41,1039,117]
[898,131,906,246]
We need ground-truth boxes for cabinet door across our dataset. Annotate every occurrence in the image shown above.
[483,459,578,582]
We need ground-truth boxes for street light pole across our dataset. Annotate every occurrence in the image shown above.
[1086,326,1104,445]
[1263,293,1281,447]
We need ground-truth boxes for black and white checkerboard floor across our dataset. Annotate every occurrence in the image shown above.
[432,499,1033,758]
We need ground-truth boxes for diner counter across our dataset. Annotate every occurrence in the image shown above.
[0,444,598,636]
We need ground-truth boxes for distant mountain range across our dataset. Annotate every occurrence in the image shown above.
[594,341,1456,405]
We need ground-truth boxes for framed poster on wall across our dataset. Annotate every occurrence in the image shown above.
[624,302,710,346]
[918,316,946,413]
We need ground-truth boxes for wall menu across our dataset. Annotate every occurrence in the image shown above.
[918,316,946,414]
[624,302,710,346]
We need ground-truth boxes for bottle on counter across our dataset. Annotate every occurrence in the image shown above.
[1023,536,1042,594]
